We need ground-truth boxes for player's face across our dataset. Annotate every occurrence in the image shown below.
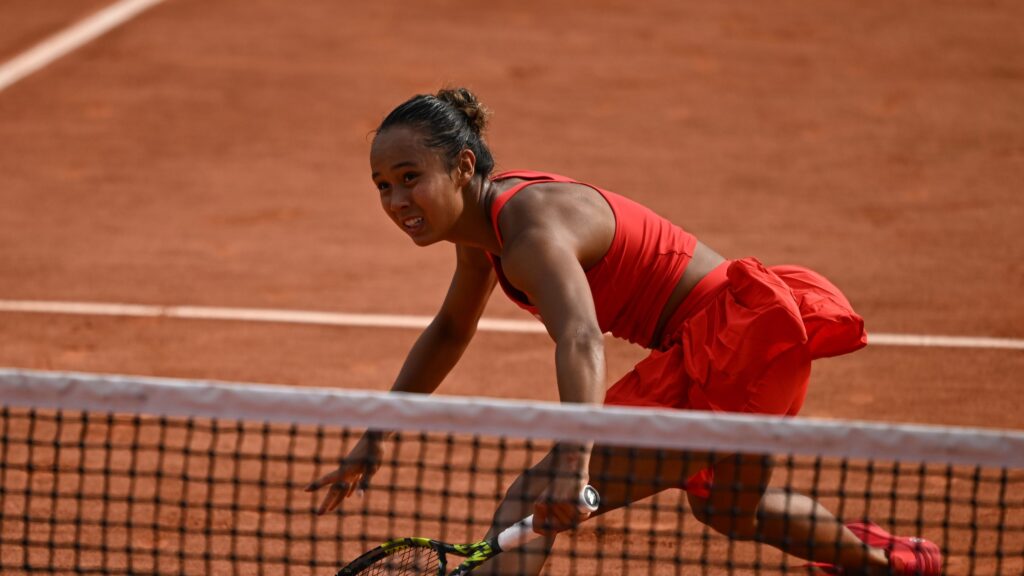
[370,126,463,246]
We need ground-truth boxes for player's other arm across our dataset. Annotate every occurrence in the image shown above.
[391,243,497,395]
[306,245,495,513]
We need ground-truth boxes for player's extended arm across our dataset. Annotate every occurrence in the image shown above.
[500,229,606,531]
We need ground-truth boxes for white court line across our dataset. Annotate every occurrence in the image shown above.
[0,0,166,93]
[1,299,1023,350]
[2,6,1018,353]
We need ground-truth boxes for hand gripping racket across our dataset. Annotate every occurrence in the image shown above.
[334,485,600,575]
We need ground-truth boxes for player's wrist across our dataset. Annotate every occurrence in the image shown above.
[552,442,592,474]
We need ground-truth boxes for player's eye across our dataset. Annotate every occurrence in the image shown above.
[402,172,418,184]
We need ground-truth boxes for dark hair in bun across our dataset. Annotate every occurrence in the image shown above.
[376,87,495,179]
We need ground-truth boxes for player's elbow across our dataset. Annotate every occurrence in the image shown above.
[555,324,605,356]
[430,313,477,348]
[554,325,606,404]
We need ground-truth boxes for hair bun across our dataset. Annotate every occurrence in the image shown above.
[436,87,490,136]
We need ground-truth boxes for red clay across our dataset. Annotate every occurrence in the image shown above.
[1,0,1022,573]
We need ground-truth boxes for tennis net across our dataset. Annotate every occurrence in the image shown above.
[1,368,1022,575]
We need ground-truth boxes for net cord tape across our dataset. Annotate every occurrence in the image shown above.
[1,368,1022,468]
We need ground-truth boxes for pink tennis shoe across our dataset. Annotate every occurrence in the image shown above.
[804,521,942,575]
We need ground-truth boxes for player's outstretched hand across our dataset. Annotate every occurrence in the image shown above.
[305,433,384,515]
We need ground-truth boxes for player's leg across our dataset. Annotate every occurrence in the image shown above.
[477,442,702,576]
[686,453,890,572]
[475,448,558,576]
[684,344,891,573]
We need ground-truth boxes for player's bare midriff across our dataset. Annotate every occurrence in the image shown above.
[649,240,726,348]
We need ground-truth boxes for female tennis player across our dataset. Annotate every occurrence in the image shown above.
[307,87,941,575]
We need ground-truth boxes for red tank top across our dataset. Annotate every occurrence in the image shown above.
[486,170,698,348]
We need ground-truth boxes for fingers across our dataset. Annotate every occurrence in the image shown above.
[309,477,365,515]
[305,467,373,515]
[532,485,600,535]
[532,502,591,535]
[305,465,362,493]
[316,481,354,515]
[305,436,385,515]
[304,469,344,493]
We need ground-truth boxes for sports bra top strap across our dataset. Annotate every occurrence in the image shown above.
[488,171,575,247]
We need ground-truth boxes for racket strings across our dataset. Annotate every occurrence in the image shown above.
[365,546,442,575]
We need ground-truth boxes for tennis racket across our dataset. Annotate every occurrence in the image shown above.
[334,485,600,575]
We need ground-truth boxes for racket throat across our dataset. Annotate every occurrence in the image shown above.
[449,539,500,575]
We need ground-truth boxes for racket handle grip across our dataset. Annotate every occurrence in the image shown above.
[495,485,600,552]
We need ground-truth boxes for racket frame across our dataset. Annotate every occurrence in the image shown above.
[334,485,600,575]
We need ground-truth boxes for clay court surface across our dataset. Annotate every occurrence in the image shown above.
[1,0,1022,574]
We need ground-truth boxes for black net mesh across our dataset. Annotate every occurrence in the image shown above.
[1,372,1022,575]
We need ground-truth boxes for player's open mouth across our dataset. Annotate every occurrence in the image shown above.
[402,217,424,232]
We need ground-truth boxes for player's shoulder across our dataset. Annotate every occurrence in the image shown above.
[499,179,600,221]
[496,183,574,247]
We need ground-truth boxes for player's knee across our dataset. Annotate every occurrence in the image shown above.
[488,486,531,537]
[693,507,759,540]
[501,471,545,513]
[687,490,759,540]
[488,458,557,536]
[708,512,760,540]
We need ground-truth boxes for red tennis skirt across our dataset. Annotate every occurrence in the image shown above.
[603,258,867,497]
